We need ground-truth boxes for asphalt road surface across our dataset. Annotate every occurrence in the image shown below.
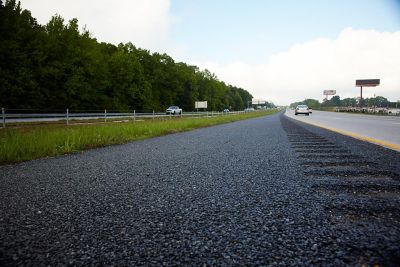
[286,109,400,150]
[1,112,400,266]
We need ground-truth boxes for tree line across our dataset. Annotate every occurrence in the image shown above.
[290,95,398,109]
[0,0,253,112]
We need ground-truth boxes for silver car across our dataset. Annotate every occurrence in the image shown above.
[295,105,310,116]
[166,106,182,115]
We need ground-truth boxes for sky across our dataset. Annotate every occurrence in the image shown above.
[21,0,400,105]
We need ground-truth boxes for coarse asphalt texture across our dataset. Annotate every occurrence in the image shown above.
[1,111,399,266]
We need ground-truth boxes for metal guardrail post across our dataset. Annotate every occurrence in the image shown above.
[104,109,107,123]
[66,108,69,125]
[153,110,155,120]
[180,111,182,118]
[2,107,5,128]
[133,110,136,122]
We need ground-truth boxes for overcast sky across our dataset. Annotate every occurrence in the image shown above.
[21,0,400,105]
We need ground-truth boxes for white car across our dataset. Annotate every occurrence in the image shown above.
[166,106,182,115]
[295,105,310,116]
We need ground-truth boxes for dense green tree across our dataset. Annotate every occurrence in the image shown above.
[303,99,320,109]
[364,96,389,107]
[0,0,46,108]
[290,99,320,109]
[0,1,253,112]
[341,98,357,107]
[291,95,395,109]
[330,96,341,107]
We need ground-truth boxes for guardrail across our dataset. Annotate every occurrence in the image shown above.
[0,108,256,128]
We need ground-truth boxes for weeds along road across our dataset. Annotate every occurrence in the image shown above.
[1,112,399,266]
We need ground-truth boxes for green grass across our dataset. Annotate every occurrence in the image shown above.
[0,110,278,164]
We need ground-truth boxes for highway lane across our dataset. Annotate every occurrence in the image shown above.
[285,109,400,151]
[1,112,399,265]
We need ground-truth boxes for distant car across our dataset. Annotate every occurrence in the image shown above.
[244,108,255,112]
[223,109,230,113]
[309,108,313,114]
[295,105,310,116]
[166,106,182,115]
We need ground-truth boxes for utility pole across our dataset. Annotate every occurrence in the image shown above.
[2,108,5,128]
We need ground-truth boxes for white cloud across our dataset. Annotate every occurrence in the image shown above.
[14,2,400,105]
[20,0,173,52]
[198,28,400,105]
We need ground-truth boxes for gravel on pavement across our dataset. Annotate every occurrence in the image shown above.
[0,112,399,266]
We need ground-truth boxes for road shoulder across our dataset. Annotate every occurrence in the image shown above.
[284,110,400,152]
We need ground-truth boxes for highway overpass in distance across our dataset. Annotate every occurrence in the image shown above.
[285,109,400,151]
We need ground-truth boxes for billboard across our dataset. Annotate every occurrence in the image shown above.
[323,90,336,95]
[195,101,207,109]
[252,100,266,105]
[356,79,380,87]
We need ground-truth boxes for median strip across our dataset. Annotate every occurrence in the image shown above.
[0,110,278,164]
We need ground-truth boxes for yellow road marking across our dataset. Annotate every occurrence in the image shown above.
[294,119,400,152]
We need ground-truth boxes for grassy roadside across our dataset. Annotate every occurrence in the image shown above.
[0,110,278,164]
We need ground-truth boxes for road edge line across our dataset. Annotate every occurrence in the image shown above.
[285,113,400,152]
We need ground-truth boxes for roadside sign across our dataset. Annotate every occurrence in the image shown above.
[252,100,266,105]
[195,101,207,109]
[323,90,336,95]
[356,79,380,87]
[356,79,380,107]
